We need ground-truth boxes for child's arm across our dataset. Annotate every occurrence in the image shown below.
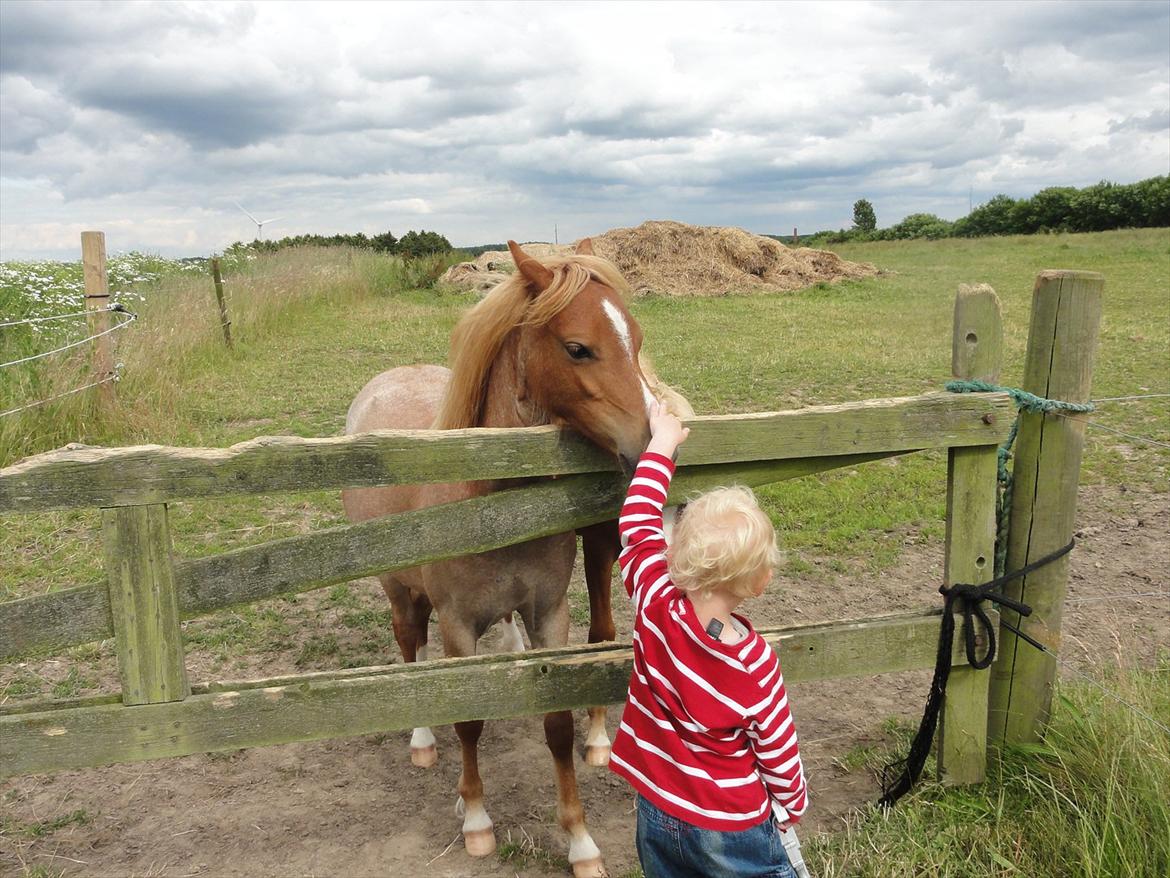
[617,402,689,615]
[746,655,809,825]
[617,451,674,614]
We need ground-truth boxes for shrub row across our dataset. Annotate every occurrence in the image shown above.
[809,175,1169,245]
[225,229,453,259]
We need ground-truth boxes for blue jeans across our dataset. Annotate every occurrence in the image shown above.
[635,795,796,878]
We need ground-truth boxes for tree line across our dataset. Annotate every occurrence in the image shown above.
[809,175,1168,244]
[223,229,453,259]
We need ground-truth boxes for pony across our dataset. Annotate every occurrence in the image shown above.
[342,239,659,877]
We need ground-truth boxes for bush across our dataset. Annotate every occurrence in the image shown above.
[395,230,453,259]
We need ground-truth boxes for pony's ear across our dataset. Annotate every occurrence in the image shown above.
[575,237,594,255]
[508,240,553,293]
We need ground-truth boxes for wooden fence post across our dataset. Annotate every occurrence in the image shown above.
[81,231,115,406]
[103,504,190,705]
[210,258,233,349]
[937,284,1001,784]
[987,270,1104,746]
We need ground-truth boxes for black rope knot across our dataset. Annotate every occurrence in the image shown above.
[938,580,1032,671]
[878,540,1076,808]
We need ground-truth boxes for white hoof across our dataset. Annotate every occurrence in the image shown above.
[411,745,437,768]
[585,744,611,767]
[570,833,606,877]
[464,827,497,857]
[572,859,609,878]
[410,727,437,767]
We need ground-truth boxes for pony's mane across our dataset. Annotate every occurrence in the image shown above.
[433,253,631,430]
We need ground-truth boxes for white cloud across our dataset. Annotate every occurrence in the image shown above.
[0,0,1166,259]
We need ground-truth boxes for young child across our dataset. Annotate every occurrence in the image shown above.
[609,401,808,878]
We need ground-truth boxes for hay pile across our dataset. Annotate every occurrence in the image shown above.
[440,221,877,295]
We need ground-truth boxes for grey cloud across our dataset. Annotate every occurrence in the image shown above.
[0,1,255,75]
[0,76,74,152]
[1108,108,1170,135]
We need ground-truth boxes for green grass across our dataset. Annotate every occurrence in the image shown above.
[2,229,1166,611]
[0,808,92,838]
[807,666,1170,878]
[1,229,1167,878]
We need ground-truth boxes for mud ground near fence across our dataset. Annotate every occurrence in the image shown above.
[1,483,1166,878]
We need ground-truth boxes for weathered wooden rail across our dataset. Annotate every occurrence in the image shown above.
[0,274,1102,788]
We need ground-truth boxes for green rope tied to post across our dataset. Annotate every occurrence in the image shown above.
[945,379,1095,577]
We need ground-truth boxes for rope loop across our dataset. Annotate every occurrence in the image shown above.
[946,380,1093,578]
[878,540,1074,808]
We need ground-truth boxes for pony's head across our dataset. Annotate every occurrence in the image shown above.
[435,238,653,469]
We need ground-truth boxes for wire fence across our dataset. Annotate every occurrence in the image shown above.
[0,364,124,418]
[0,304,137,370]
[0,306,124,328]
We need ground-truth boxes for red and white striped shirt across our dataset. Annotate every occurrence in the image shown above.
[608,451,808,832]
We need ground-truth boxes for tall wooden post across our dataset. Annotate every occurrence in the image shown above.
[210,258,233,349]
[103,504,190,705]
[81,231,115,406]
[937,284,1001,784]
[987,270,1104,746]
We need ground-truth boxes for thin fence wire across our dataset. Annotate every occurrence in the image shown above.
[0,306,122,328]
[1055,412,1170,450]
[0,364,123,418]
[1065,591,1170,605]
[0,306,137,369]
[1055,656,1170,736]
[1092,394,1170,403]
[999,616,1170,736]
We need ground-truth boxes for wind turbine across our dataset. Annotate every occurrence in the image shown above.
[234,201,283,239]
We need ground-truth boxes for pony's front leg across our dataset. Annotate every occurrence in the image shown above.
[580,521,619,767]
[532,593,609,877]
[454,719,495,857]
[546,709,608,878]
[441,614,496,858]
[380,577,438,768]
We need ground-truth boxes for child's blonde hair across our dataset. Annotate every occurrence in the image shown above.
[667,486,782,600]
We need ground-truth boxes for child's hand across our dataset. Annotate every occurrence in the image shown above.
[646,400,690,458]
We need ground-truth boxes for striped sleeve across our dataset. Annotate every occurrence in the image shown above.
[746,649,808,823]
[617,451,675,616]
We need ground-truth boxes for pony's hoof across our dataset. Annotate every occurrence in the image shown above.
[584,745,611,767]
[572,858,609,878]
[463,827,497,857]
[410,745,438,768]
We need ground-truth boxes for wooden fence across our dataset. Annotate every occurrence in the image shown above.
[0,276,1102,787]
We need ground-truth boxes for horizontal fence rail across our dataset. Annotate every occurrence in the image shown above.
[1,453,897,660]
[0,392,1012,512]
[0,609,992,777]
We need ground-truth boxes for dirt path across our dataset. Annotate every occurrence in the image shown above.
[2,485,1166,878]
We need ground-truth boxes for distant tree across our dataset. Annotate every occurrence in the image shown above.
[397,230,453,259]
[371,231,398,252]
[852,199,877,233]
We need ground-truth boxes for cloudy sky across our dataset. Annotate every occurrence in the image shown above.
[1,0,1167,260]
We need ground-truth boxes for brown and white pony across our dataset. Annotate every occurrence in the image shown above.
[342,239,660,877]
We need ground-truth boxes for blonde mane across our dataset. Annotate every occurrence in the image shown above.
[433,253,631,430]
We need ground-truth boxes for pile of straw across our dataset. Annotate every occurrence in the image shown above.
[440,221,877,295]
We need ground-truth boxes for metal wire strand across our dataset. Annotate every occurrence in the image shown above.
[0,306,137,369]
[0,305,123,328]
[0,364,123,418]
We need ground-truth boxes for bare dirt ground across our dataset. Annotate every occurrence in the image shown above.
[2,484,1166,878]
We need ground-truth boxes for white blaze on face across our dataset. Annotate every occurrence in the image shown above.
[602,295,657,414]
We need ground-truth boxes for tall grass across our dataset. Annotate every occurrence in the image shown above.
[807,665,1170,877]
[0,247,460,466]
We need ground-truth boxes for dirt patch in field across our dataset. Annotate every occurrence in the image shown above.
[2,484,1166,878]
[440,221,878,296]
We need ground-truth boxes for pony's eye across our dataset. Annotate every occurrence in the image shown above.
[565,342,592,360]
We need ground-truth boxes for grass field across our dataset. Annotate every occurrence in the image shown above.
[2,228,1166,604]
[2,228,1168,877]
